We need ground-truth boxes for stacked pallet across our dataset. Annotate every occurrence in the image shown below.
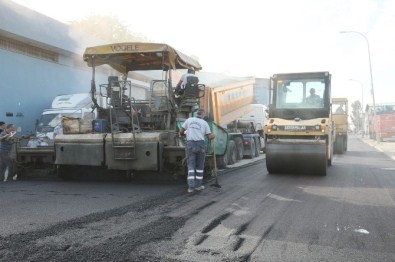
[62,117,92,134]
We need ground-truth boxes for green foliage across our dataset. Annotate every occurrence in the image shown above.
[70,15,150,42]
[351,100,364,131]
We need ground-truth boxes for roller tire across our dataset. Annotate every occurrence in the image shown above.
[335,138,344,154]
[266,155,276,174]
[328,144,333,166]
[320,147,328,176]
[319,157,327,176]
[344,136,348,151]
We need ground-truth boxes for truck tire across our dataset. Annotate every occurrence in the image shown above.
[261,137,266,153]
[234,137,244,160]
[216,155,227,169]
[254,137,260,157]
[226,140,237,165]
[248,140,256,159]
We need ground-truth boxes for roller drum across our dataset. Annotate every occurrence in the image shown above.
[266,141,327,175]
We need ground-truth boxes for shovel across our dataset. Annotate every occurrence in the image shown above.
[210,138,221,188]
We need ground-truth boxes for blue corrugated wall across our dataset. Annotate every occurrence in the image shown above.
[0,0,109,135]
[0,49,108,134]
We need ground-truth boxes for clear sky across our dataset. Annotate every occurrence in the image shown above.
[12,0,395,107]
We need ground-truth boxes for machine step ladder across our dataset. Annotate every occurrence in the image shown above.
[107,81,139,161]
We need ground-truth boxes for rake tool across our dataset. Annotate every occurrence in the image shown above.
[210,138,221,188]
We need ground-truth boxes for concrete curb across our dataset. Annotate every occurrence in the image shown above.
[358,136,395,162]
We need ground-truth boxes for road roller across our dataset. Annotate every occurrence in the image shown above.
[264,72,334,175]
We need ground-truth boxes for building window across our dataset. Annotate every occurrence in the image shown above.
[0,35,58,63]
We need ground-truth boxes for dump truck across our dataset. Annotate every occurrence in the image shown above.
[264,72,334,175]
[367,103,395,141]
[238,104,267,134]
[54,42,228,179]
[237,103,267,152]
[199,76,266,167]
[332,98,348,154]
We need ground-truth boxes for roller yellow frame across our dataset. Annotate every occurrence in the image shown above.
[332,98,348,154]
[264,72,335,175]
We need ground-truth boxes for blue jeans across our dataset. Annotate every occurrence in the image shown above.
[186,140,205,189]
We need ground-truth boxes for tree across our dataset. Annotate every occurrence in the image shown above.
[351,100,364,132]
[69,15,150,42]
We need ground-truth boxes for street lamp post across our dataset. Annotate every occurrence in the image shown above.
[340,30,377,119]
